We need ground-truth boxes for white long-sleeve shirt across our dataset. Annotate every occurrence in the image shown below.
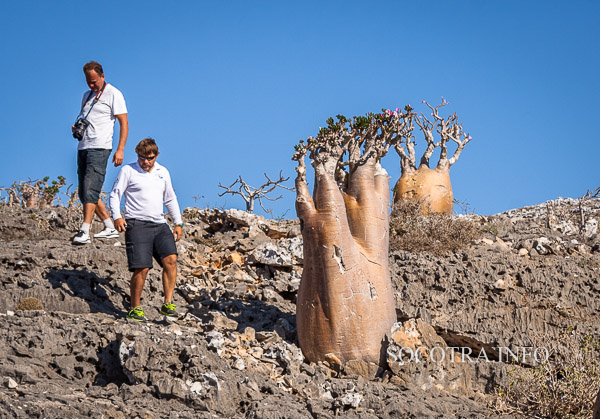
[109,161,183,225]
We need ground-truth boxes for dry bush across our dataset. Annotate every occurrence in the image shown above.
[493,332,600,418]
[15,297,44,311]
[389,199,480,255]
[0,176,68,208]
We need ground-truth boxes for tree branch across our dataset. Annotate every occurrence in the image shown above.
[218,171,294,213]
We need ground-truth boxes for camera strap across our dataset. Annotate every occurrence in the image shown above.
[79,82,107,119]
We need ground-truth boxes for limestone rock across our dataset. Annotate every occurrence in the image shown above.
[247,237,303,266]
[1,203,599,418]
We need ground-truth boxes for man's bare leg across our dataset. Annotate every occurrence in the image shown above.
[161,254,178,303]
[83,202,96,224]
[95,199,110,221]
[130,268,149,308]
[83,200,110,225]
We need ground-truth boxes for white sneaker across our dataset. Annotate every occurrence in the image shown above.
[93,227,120,239]
[72,230,91,245]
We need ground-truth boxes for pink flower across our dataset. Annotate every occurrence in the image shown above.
[422,100,426,103]
[468,135,472,140]
[396,107,399,112]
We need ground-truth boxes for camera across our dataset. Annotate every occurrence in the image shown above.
[72,118,90,141]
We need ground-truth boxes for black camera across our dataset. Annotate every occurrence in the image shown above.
[72,118,90,141]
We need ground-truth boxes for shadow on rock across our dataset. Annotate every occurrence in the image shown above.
[94,338,130,387]
[199,298,298,344]
[46,269,128,316]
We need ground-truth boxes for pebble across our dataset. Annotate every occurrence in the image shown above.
[6,377,18,389]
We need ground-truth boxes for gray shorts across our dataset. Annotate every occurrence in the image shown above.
[125,219,178,272]
[77,148,111,204]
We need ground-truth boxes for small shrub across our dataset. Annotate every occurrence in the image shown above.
[493,332,600,418]
[15,297,44,311]
[1,176,71,208]
[389,199,481,255]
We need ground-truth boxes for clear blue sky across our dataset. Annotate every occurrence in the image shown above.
[1,1,598,217]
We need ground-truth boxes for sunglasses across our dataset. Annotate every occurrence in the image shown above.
[138,154,156,161]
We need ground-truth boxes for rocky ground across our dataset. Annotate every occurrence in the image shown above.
[0,198,599,418]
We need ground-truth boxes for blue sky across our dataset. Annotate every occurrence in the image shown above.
[1,1,598,217]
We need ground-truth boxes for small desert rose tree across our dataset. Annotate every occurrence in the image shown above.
[393,99,471,214]
[293,109,411,366]
[0,176,67,208]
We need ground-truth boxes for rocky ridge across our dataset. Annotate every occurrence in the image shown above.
[0,198,599,418]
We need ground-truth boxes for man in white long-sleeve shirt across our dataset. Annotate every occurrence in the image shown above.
[109,138,183,322]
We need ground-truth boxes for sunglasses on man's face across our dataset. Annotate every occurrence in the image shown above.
[138,155,156,162]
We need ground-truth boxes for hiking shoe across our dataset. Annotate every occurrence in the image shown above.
[72,230,90,245]
[93,227,120,239]
[127,306,147,322]
[159,302,178,317]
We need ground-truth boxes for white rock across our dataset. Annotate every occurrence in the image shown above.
[535,237,552,255]
[6,377,17,389]
[200,372,221,391]
[552,220,577,235]
[340,392,362,408]
[583,218,598,238]
[168,324,183,336]
[248,347,264,359]
[247,237,303,267]
[233,358,245,371]
[320,390,334,401]
[188,381,203,394]
[207,331,225,356]
[494,279,507,290]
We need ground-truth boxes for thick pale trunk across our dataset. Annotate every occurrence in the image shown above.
[296,159,396,365]
[393,166,453,215]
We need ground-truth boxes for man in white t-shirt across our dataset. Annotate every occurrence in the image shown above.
[109,138,183,322]
[72,61,129,245]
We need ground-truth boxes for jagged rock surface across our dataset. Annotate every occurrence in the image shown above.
[0,200,598,417]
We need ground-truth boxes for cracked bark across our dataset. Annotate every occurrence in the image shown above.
[295,148,396,366]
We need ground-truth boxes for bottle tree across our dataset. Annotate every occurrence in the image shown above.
[292,109,411,365]
[393,99,471,214]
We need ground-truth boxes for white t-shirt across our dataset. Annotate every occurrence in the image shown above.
[109,161,183,225]
[78,83,127,150]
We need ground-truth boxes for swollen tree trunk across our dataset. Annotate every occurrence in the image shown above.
[393,165,453,215]
[393,99,471,215]
[295,156,396,365]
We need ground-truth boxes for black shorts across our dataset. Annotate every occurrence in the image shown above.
[125,219,178,272]
[77,148,111,204]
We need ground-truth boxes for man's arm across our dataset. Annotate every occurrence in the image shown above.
[163,171,183,241]
[112,113,129,167]
[109,167,129,232]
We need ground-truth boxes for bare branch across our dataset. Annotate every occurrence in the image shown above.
[582,185,600,200]
[414,110,438,168]
[218,171,294,213]
[410,99,472,170]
